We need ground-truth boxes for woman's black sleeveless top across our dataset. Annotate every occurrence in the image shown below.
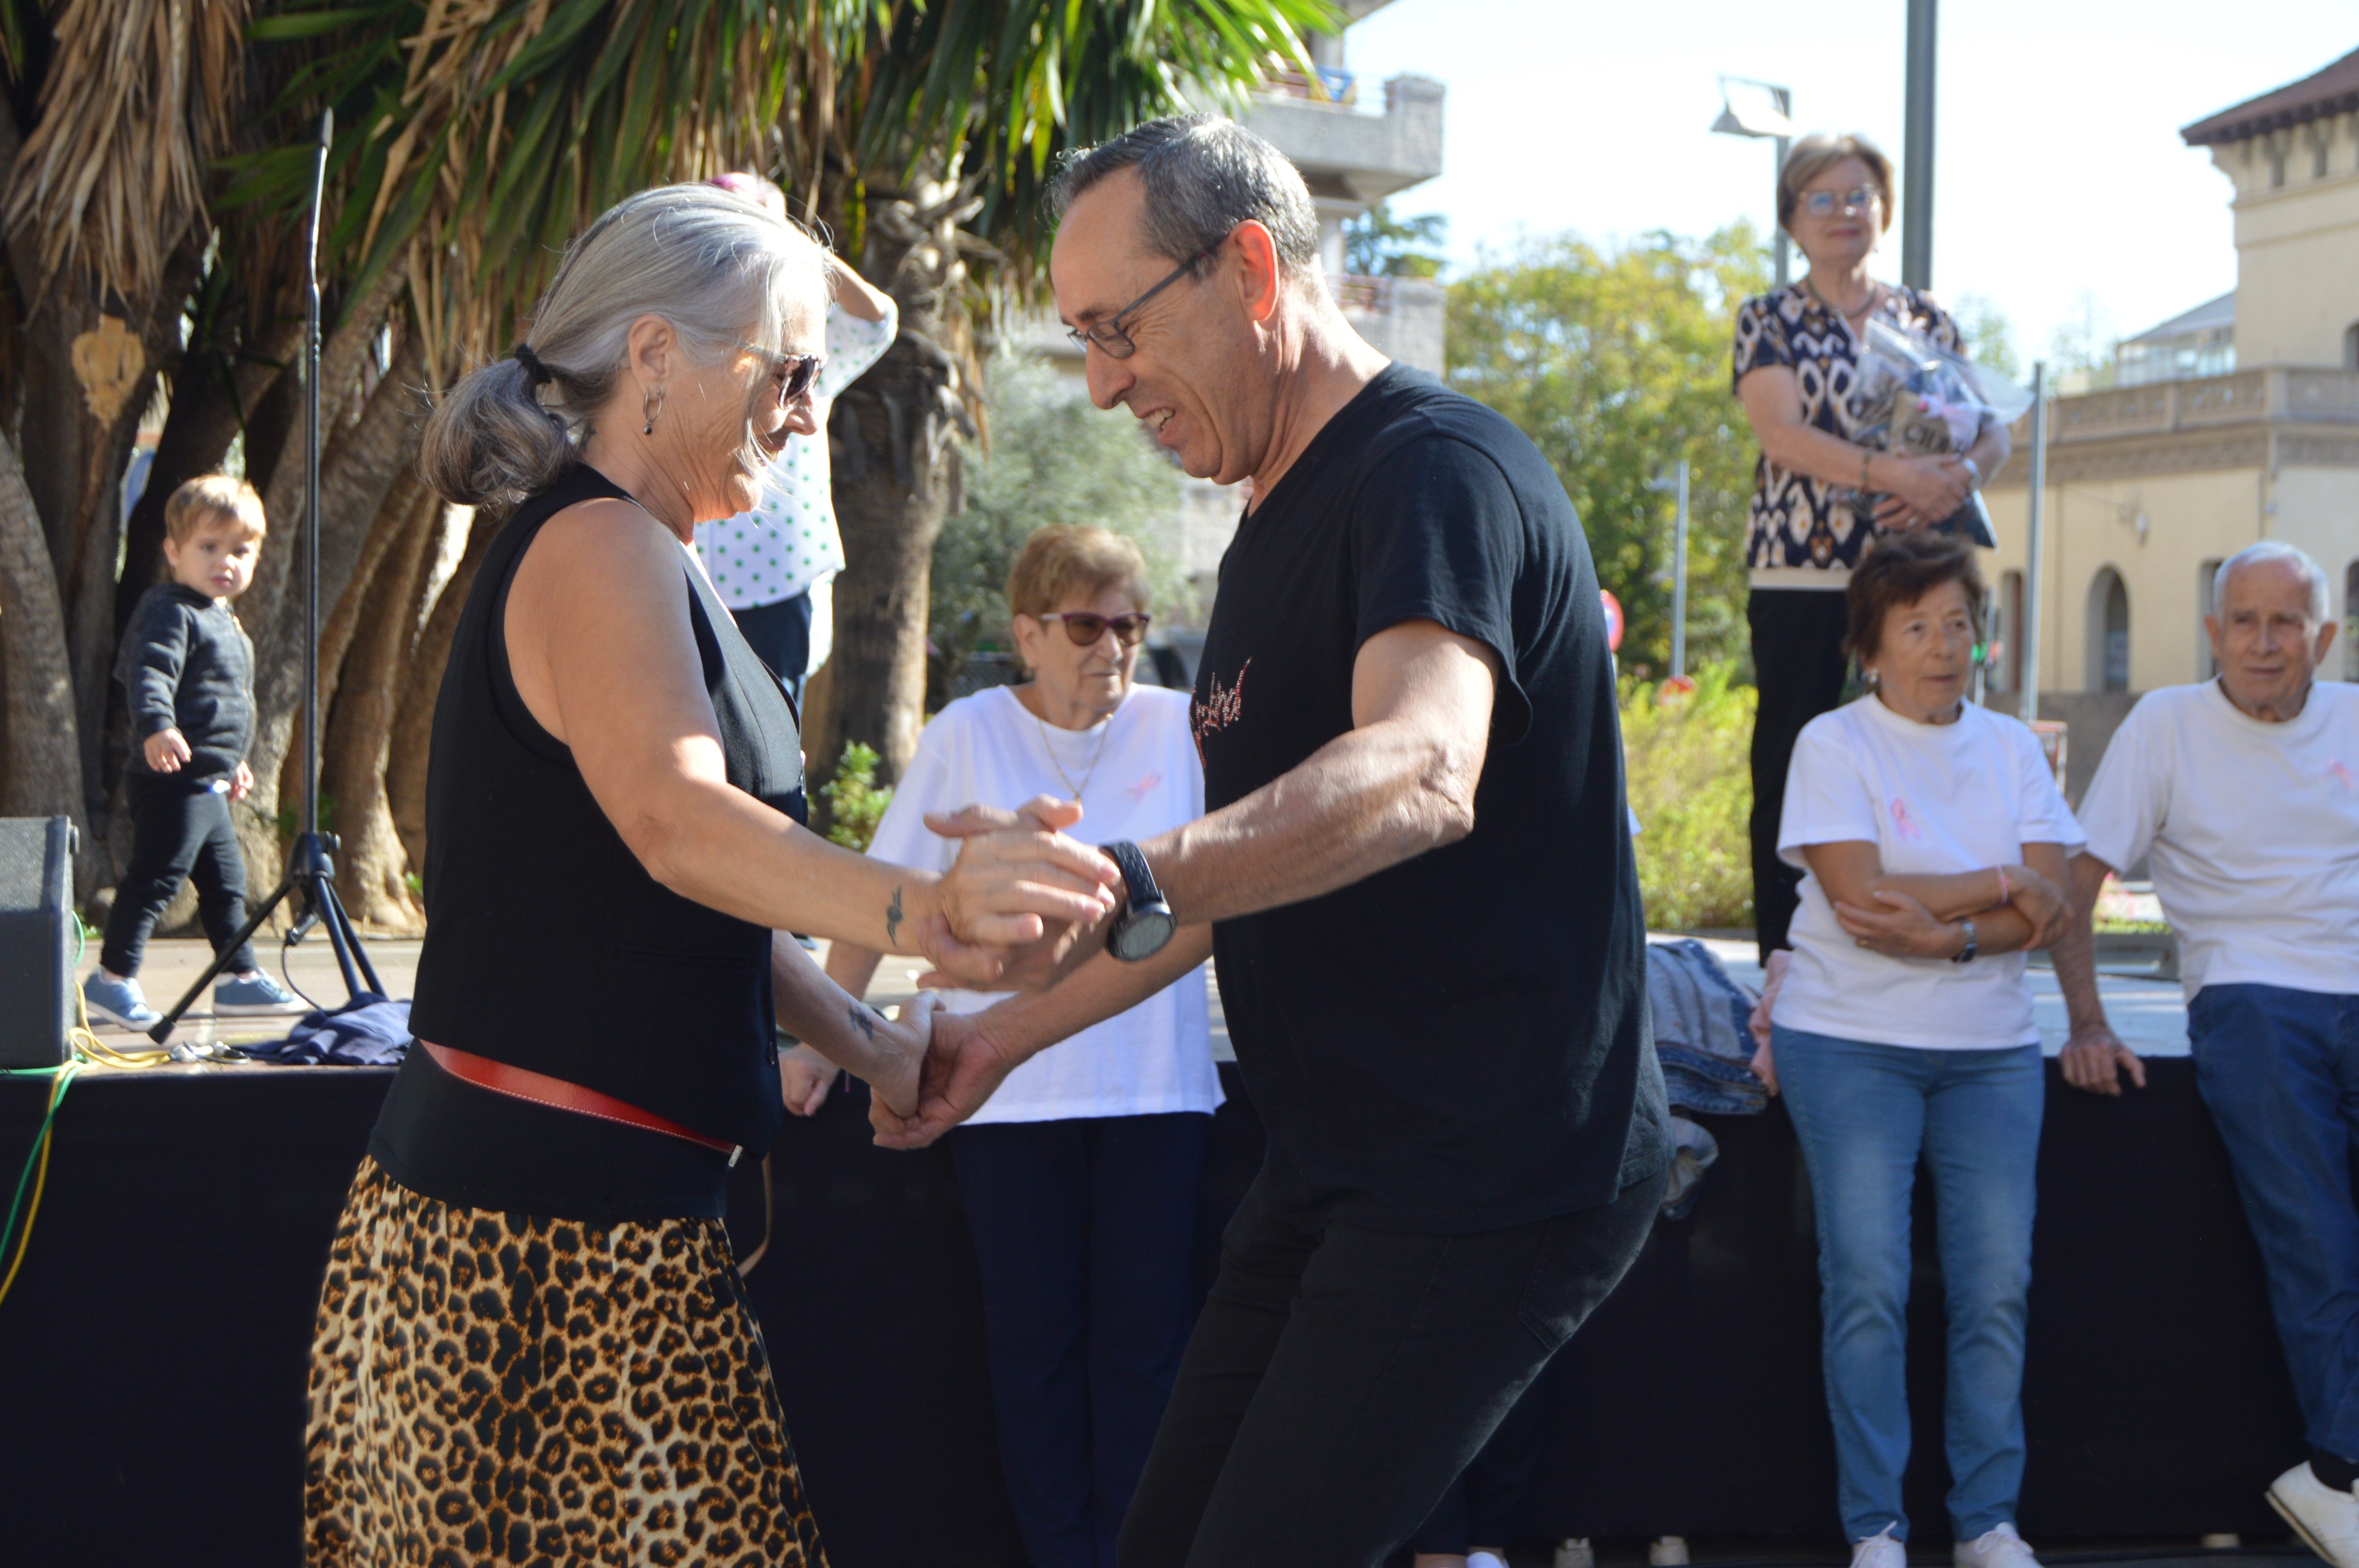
[370,464,804,1223]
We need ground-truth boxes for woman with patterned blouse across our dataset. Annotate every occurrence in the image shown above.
[1732,131,2010,966]
[693,173,899,702]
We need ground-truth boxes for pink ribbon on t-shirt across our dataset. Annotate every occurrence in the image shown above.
[1890,796,1924,841]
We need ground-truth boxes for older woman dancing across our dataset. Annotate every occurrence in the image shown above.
[1733,131,2012,966]
[1763,531,2075,1568]
[301,184,1117,1566]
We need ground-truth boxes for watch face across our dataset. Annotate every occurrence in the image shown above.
[1111,906,1178,961]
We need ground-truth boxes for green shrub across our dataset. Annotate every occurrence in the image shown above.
[1620,662,1754,931]
[819,743,894,852]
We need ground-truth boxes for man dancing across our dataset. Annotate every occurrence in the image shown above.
[876,113,1668,1567]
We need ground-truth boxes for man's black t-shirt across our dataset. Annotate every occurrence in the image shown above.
[1190,364,1667,1234]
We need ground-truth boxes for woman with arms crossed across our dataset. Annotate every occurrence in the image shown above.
[302,185,1116,1566]
[1763,531,2074,1568]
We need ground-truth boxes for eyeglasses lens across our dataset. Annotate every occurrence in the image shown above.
[1057,614,1150,647]
[1805,187,1879,217]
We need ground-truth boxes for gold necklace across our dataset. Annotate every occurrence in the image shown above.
[1032,701,1111,802]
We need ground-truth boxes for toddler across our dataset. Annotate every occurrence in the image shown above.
[83,475,302,1027]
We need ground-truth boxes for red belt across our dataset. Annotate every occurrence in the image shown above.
[419,1040,744,1165]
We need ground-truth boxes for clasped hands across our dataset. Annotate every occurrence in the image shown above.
[1870,451,1976,532]
[846,796,1124,1146]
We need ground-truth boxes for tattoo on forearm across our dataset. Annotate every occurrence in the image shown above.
[848,1004,877,1042]
[885,885,904,945]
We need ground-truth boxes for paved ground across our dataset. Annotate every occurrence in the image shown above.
[85,930,2185,1062]
[1691,938,2192,1057]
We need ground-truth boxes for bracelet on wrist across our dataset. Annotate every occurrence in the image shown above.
[1859,449,1874,491]
[1994,865,2011,909]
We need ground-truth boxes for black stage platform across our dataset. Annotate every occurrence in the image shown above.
[0,1058,2306,1567]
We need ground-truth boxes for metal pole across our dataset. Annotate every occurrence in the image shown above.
[1901,0,1937,290]
[1773,85,1793,288]
[302,110,330,840]
[1671,459,1691,679]
[2019,362,2048,729]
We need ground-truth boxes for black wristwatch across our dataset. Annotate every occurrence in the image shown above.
[1103,840,1177,962]
[1949,917,1979,965]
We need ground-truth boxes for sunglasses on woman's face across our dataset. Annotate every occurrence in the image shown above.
[1799,185,1880,219]
[1035,611,1152,648]
[739,343,827,404]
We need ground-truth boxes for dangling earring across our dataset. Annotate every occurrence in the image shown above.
[642,386,665,436]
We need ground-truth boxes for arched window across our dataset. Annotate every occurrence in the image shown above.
[2345,321,2359,370]
[2346,562,2359,683]
[2198,559,2223,680]
[2088,568,2131,693]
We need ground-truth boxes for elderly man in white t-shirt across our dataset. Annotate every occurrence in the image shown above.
[2056,541,2359,1562]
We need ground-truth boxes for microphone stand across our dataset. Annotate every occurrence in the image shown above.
[153,107,382,1042]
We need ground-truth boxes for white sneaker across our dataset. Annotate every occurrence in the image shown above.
[1468,1555,1511,1568]
[1853,1525,1907,1568]
[2271,1462,2359,1568]
[1954,1522,2040,1568]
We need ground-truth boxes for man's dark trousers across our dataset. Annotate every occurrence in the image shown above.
[100,773,259,977]
[1117,1165,1662,1568]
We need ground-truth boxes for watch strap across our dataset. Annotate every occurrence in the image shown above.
[1103,839,1164,911]
[1950,917,1978,964]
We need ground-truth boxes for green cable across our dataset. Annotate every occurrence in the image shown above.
[0,1063,78,1278]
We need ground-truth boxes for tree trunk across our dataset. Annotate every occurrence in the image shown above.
[319,478,440,931]
[7,238,206,830]
[0,438,89,846]
[114,314,303,642]
[238,326,429,895]
[813,189,976,790]
[386,504,494,874]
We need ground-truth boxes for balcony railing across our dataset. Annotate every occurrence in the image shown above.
[2036,366,2359,443]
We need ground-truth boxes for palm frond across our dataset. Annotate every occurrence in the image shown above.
[1,0,249,306]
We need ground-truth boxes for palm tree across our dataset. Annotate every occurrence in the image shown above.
[0,0,1330,920]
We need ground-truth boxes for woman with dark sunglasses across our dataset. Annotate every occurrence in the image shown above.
[1732,131,2011,975]
[304,183,1119,1566]
[823,524,1221,1568]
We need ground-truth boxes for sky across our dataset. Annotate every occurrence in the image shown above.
[1337,0,2359,367]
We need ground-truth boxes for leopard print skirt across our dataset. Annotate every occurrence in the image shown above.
[304,1158,827,1567]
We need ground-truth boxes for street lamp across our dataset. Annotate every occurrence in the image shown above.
[1712,75,1795,288]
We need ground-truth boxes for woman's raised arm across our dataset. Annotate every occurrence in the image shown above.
[503,498,1118,962]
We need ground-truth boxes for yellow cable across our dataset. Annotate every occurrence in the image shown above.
[0,1065,74,1309]
[0,963,243,1311]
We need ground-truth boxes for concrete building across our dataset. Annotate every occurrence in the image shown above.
[1000,0,1446,631]
[1981,44,2359,793]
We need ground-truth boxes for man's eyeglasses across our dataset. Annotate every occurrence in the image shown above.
[1799,186,1880,219]
[1064,241,1224,359]
[1035,611,1153,647]
[739,343,827,404]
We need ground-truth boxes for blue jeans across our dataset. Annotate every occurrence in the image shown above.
[950,1112,1213,1568]
[2189,984,2359,1462]
[1774,1026,2045,1543]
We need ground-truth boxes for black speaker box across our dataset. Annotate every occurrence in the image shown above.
[0,816,76,1068]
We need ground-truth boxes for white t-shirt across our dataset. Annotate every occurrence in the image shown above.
[1776,695,2085,1050]
[866,684,1222,1123]
[693,299,899,659]
[2077,680,2359,1001]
